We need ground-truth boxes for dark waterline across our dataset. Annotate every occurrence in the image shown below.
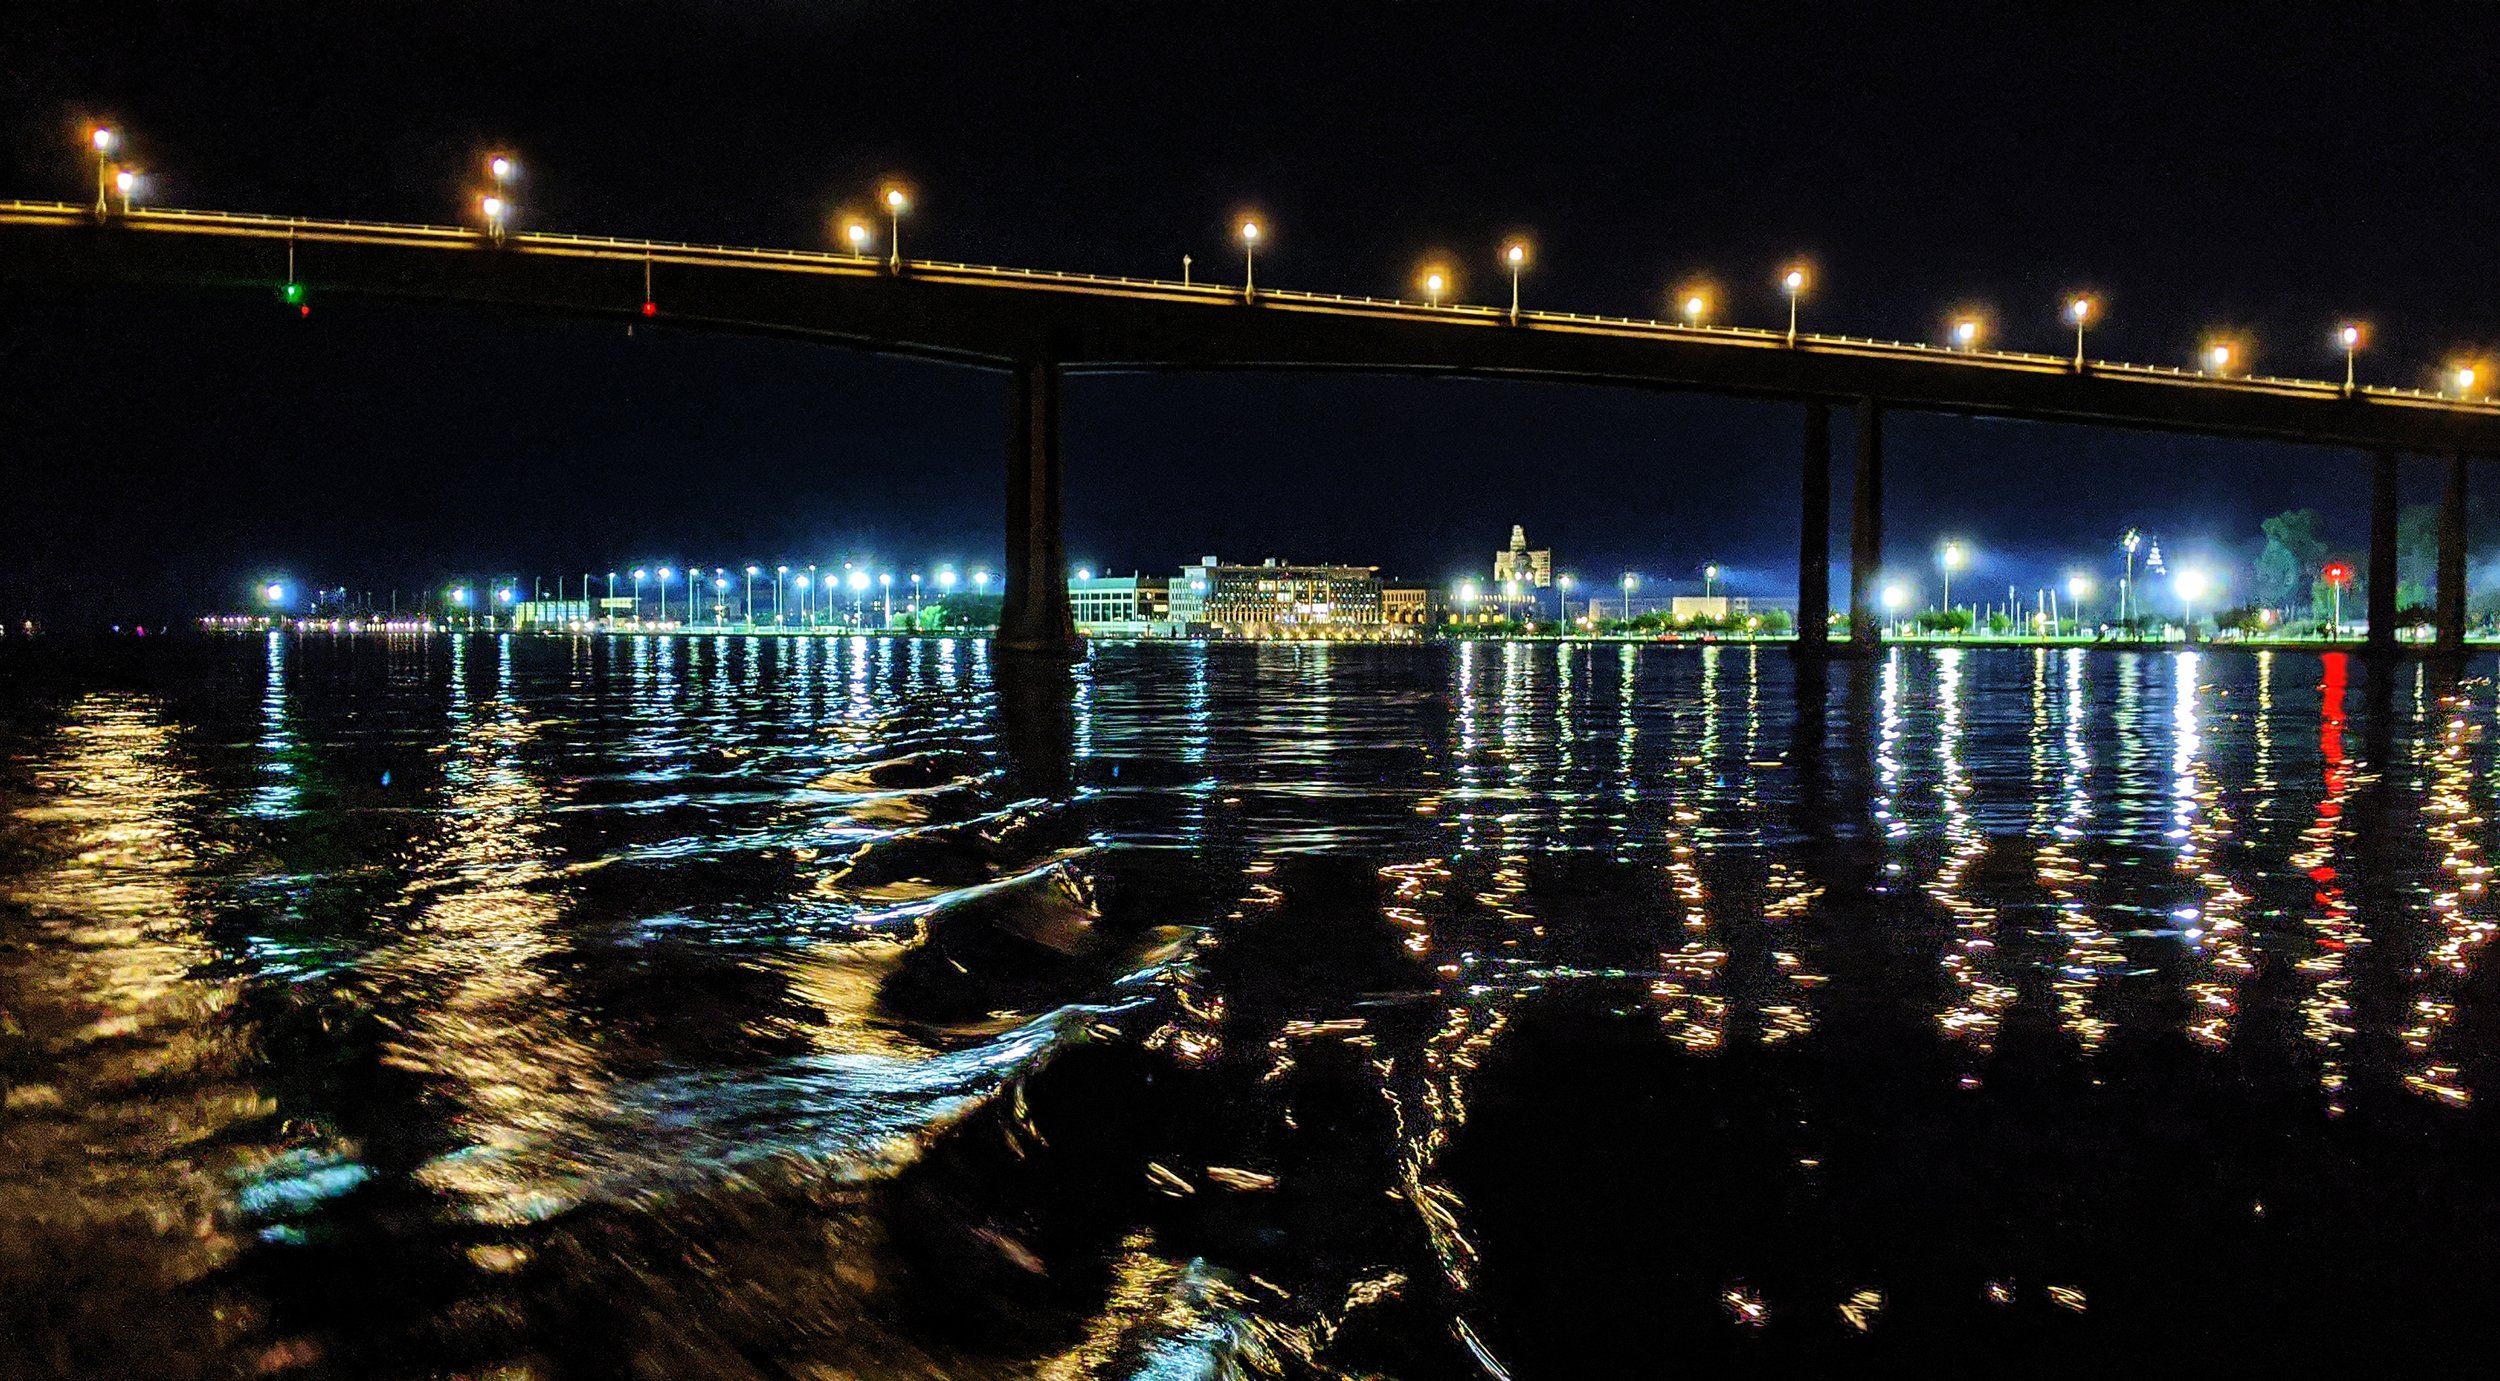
[3,635,2496,1377]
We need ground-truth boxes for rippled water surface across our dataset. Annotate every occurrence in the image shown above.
[5,634,2499,1376]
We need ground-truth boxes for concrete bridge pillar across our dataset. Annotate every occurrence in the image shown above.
[1796,403,1831,654]
[998,360,1080,656]
[1848,399,1884,650]
[2436,454,2469,656]
[2367,450,2400,656]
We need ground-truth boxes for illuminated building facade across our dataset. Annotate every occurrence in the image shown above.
[1069,573,1172,635]
[1492,524,1553,590]
[1177,557,1391,638]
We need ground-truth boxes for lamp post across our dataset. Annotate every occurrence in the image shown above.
[1557,572,1575,628]
[483,153,515,242]
[883,186,908,272]
[1504,241,1528,323]
[2323,560,2353,640]
[1882,583,1908,640]
[113,168,139,215]
[1952,317,1981,351]
[88,126,117,217]
[2339,324,2363,393]
[2068,296,2095,370]
[847,567,870,627]
[1781,266,1807,344]
[1421,267,1447,308]
[713,574,728,624]
[2119,529,2142,631]
[845,219,872,260]
[1939,540,1967,628]
[880,572,894,626]
[1239,218,1262,299]
[2064,573,2093,636]
[1620,571,1638,624]
[794,572,810,628]
[805,564,818,627]
[630,568,646,626]
[1702,562,1720,601]
[2176,568,2211,641]
[740,565,756,627]
[770,565,786,626]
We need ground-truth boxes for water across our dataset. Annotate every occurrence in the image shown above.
[2,634,2496,1376]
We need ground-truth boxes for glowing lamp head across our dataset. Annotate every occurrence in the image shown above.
[658,567,673,580]
[2066,573,2092,599]
[114,169,137,195]
[1239,218,1261,243]
[480,194,505,220]
[1782,268,1806,294]
[1941,540,1967,570]
[1458,581,1479,604]
[1881,583,1907,612]
[632,568,646,579]
[1704,564,1720,580]
[451,587,470,606]
[489,156,512,180]
[1684,294,1707,321]
[90,126,117,154]
[938,569,956,589]
[2068,296,2094,323]
[1952,318,1979,349]
[844,220,870,250]
[498,588,514,603]
[847,569,869,592]
[776,564,788,575]
[884,186,907,212]
[2175,569,2211,602]
[745,564,759,576]
[2340,324,2362,349]
[1422,269,1446,296]
[2458,366,2479,394]
[2207,344,2232,371]
[263,582,286,604]
[1505,241,1528,267]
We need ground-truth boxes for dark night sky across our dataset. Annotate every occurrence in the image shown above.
[5,2,2498,625]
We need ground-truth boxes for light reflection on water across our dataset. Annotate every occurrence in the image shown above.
[3,635,2500,1376]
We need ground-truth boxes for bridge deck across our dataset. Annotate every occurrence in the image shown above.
[5,199,2498,455]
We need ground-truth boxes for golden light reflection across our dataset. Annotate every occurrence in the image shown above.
[2401,679,2492,1109]
[2170,652,2255,1052]
[1931,649,2014,1054]
[2039,648,2119,1050]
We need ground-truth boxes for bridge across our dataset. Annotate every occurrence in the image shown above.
[7,198,2496,655]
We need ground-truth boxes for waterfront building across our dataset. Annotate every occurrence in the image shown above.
[1069,572,1173,636]
[1176,557,1393,639]
[1382,585,1441,629]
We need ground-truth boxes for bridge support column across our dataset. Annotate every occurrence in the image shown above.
[1796,403,1831,654]
[998,360,1080,656]
[2367,450,2400,656]
[1848,399,1884,650]
[2436,454,2469,656]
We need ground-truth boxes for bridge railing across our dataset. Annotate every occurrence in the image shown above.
[7,198,2496,415]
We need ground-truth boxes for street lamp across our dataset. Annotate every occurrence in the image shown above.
[631,568,647,625]
[1557,572,1575,626]
[1951,317,1981,351]
[1939,540,1967,626]
[2339,323,2364,393]
[1881,582,1908,639]
[2119,529,2142,629]
[1420,266,1448,308]
[88,125,118,217]
[480,194,508,241]
[2454,364,2480,399]
[1680,288,1710,328]
[775,564,790,625]
[910,571,922,611]
[112,168,140,215]
[1504,240,1529,322]
[1780,264,1809,343]
[2323,560,2353,640]
[1239,218,1263,299]
[844,218,872,259]
[2203,340,2234,376]
[972,568,990,597]
[2065,573,2093,633]
[1620,571,1638,623]
[2067,296,2096,370]
[656,566,675,624]
[879,571,894,625]
[743,565,759,626]
[712,574,728,623]
[1702,563,1720,600]
[882,185,908,272]
[2175,568,2212,640]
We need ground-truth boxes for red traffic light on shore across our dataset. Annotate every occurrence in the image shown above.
[2323,561,2354,586]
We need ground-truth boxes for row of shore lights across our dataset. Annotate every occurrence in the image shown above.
[77,126,2484,396]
